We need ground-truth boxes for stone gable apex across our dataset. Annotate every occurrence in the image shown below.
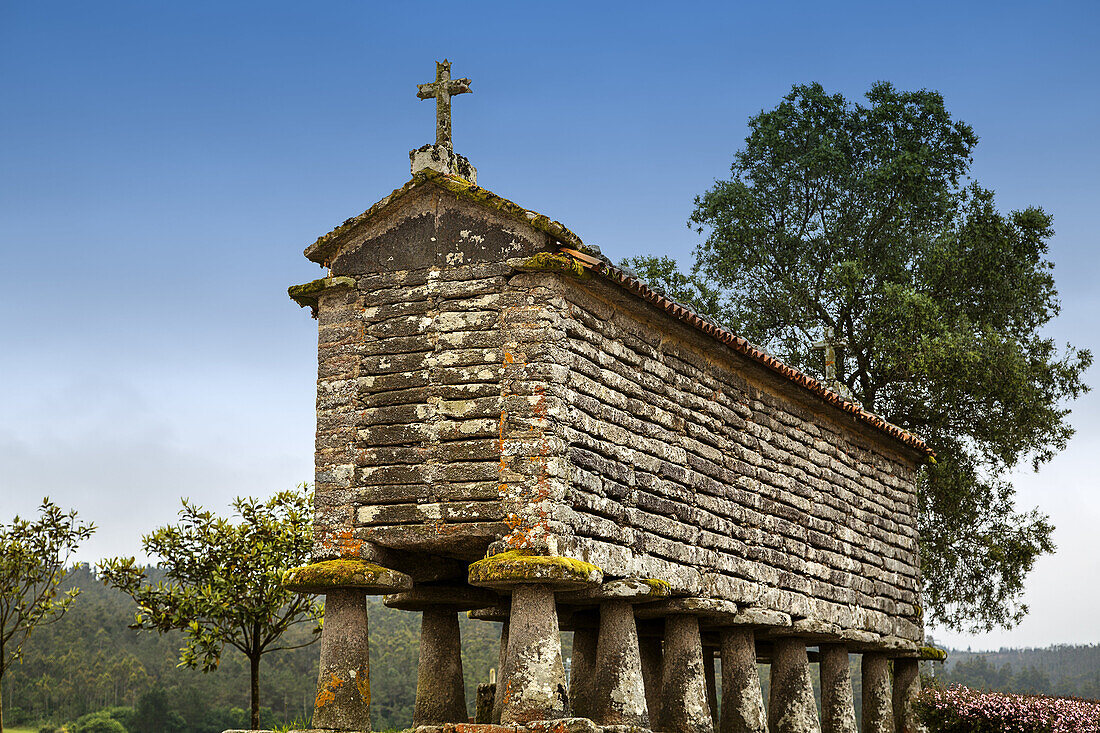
[304,169,584,267]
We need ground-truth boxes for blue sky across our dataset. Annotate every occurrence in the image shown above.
[2,1,1097,650]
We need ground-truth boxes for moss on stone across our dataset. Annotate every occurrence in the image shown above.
[282,559,412,593]
[640,578,672,597]
[288,276,357,309]
[468,549,602,590]
[522,252,588,279]
[919,645,948,661]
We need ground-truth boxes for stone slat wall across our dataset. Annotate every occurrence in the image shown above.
[544,276,922,641]
[314,261,521,561]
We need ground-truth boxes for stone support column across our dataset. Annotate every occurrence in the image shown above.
[283,559,412,732]
[384,585,497,726]
[819,643,856,733]
[768,638,822,733]
[638,625,664,721]
[660,614,713,733]
[494,620,510,723]
[718,627,767,733]
[570,625,598,719]
[862,653,894,733]
[892,658,923,733]
[704,647,719,726]
[469,551,602,725]
[560,578,670,727]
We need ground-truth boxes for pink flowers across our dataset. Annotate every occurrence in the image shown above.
[915,684,1100,732]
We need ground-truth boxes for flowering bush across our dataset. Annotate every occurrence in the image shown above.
[915,684,1100,732]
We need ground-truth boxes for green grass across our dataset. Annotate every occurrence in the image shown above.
[6,727,39,733]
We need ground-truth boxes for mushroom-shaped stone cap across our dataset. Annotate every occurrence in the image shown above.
[467,603,510,622]
[282,559,412,595]
[384,585,499,612]
[468,550,602,591]
[558,577,671,606]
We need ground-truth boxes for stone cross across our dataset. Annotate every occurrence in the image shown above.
[417,59,471,150]
[813,325,854,399]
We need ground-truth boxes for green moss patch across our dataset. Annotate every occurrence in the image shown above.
[283,559,412,594]
[288,276,357,309]
[919,645,948,661]
[468,550,602,590]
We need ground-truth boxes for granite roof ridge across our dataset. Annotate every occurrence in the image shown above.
[305,170,584,265]
[556,247,933,458]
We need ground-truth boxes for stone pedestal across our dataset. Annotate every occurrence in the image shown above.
[819,644,856,733]
[385,585,497,726]
[592,601,648,726]
[283,559,412,732]
[500,584,569,723]
[892,658,923,733]
[468,551,602,725]
[415,609,467,724]
[768,638,821,733]
[570,626,598,719]
[704,647,719,726]
[861,653,894,733]
[494,621,510,723]
[559,578,669,728]
[719,628,766,733]
[660,614,713,733]
[639,632,663,720]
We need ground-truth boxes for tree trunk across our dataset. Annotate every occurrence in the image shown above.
[250,653,261,730]
[1,672,6,733]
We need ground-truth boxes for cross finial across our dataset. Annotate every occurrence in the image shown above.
[812,325,854,399]
[417,59,471,150]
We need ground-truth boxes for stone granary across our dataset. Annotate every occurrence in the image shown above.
[284,61,941,733]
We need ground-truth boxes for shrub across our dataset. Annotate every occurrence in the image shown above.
[916,684,1100,732]
[70,711,126,733]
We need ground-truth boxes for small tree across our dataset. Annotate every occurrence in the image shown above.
[0,499,95,733]
[98,489,322,731]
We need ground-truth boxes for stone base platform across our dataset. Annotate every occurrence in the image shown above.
[226,718,650,733]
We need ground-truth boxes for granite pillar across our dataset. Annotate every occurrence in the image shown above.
[660,614,714,733]
[768,637,821,733]
[819,643,856,733]
[862,653,894,733]
[719,627,766,733]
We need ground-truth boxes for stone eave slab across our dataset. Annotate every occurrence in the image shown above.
[304,169,584,266]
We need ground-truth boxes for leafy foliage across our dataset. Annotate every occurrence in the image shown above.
[4,567,506,731]
[97,490,321,730]
[626,81,1090,632]
[0,499,95,732]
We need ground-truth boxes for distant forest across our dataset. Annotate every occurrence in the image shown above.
[5,568,1098,731]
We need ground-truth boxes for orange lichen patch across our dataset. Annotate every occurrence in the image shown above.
[315,673,343,708]
[355,663,371,704]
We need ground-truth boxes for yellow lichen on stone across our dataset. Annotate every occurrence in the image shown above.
[641,578,672,597]
[522,252,588,279]
[468,549,602,590]
[282,559,412,593]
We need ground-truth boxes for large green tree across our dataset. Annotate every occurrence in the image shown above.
[98,490,322,730]
[0,499,95,732]
[627,82,1090,633]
